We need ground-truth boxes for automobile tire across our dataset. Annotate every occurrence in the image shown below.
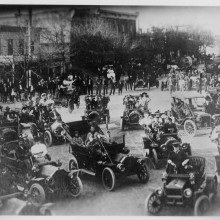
[151,149,159,169]
[137,163,149,184]
[102,167,116,191]
[145,192,162,215]
[68,99,74,113]
[29,183,46,206]
[44,131,53,147]
[194,195,210,216]
[184,119,197,137]
[68,156,79,172]
[120,117,125,131]
[88,111,100,123]
[68,176,83,198]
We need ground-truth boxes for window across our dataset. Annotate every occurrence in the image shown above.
[31,41,34,53]
[19,39,24,55]
[8,39,13,55]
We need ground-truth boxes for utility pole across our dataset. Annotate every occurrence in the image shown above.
[27,8,32,89]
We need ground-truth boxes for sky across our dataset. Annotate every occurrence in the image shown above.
[136,6,220,36]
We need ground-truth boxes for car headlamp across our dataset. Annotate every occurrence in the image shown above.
[61,130,65,135]
[184,188,192,198]
[181,143,188,149]
[156,187,163,196]
[46,177,55,186]
[117,163,125,172]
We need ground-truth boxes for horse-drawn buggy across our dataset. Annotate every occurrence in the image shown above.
[171,92,220,136]
[68,120,150,191]
[83,95,110,129]
[0,128,83,206]
[145,156,218,216]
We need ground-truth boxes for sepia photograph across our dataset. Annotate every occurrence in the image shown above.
[0,0,220,216]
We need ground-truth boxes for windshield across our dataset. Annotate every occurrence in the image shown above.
[186,97,205,109]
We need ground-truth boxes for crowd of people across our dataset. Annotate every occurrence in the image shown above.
[166,68,220,95]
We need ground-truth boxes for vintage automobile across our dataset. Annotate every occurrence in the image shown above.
[142,131,192,169]
[54,80,80,113]
[0,128,83,206]
[0,191,53,215]
[171,92,220,136]
[134,78,159,91]
[145,156,218,216]
[68,120,149,191]
[120,95,144,131]
[83,95,110,129]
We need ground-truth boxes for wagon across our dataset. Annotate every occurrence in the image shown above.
[68,120,149,191]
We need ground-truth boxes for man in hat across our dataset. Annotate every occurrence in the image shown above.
[167,142,189,174]
[204,95,215,115]
[163,117,178,134]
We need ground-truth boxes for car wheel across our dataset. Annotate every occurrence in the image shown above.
[68,156,79,172]
[137,163,149,184]
[151,149,159,169]
[29,183,46,206]
[44,131,52,147]
[102,167,116,191]
[120,117,125,131]
[68,99,74,113]
[184,119,197,137]
[194,195,210,216]
[145,192,162,215]
[68,176,83,198]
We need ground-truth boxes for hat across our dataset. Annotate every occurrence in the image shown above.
[205,95,211,101]
[5,106,10,110]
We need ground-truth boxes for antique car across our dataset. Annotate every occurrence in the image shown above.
[142,130,192,169]
[54,80,80,113]
[0,128,83,206]
[82,95,110,129]
[0,191,53,215]
[145,156,218,216]
[171,92,220,136]
[68,120,149,191]
[120,95,144,131]
[134,78,159,91]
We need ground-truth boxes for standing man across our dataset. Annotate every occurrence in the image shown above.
[103,77,108,95]
[96,76,102,95]
[118,79,123,95]
[86,76,93,95]
[109,76,116,95]
[0,79,3,102]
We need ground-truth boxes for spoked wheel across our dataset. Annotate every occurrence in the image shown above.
[145,192,162,215]
[102,167,116,191]
[194,195,210,216]
[44,131,52,147]
[151,149,159,169]
[137,163,149,184]
[29,183,46,206]
[68,156,79,171]
[68,176,83,198]
[68,99,75,113]
[184,119,197,137]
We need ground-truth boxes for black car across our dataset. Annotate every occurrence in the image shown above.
[68,120,149,191]
[143,131,191,169]
[0,128,83,206]
[83,95,110,129]
[120,95,143,131]
[145,156,218,216]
